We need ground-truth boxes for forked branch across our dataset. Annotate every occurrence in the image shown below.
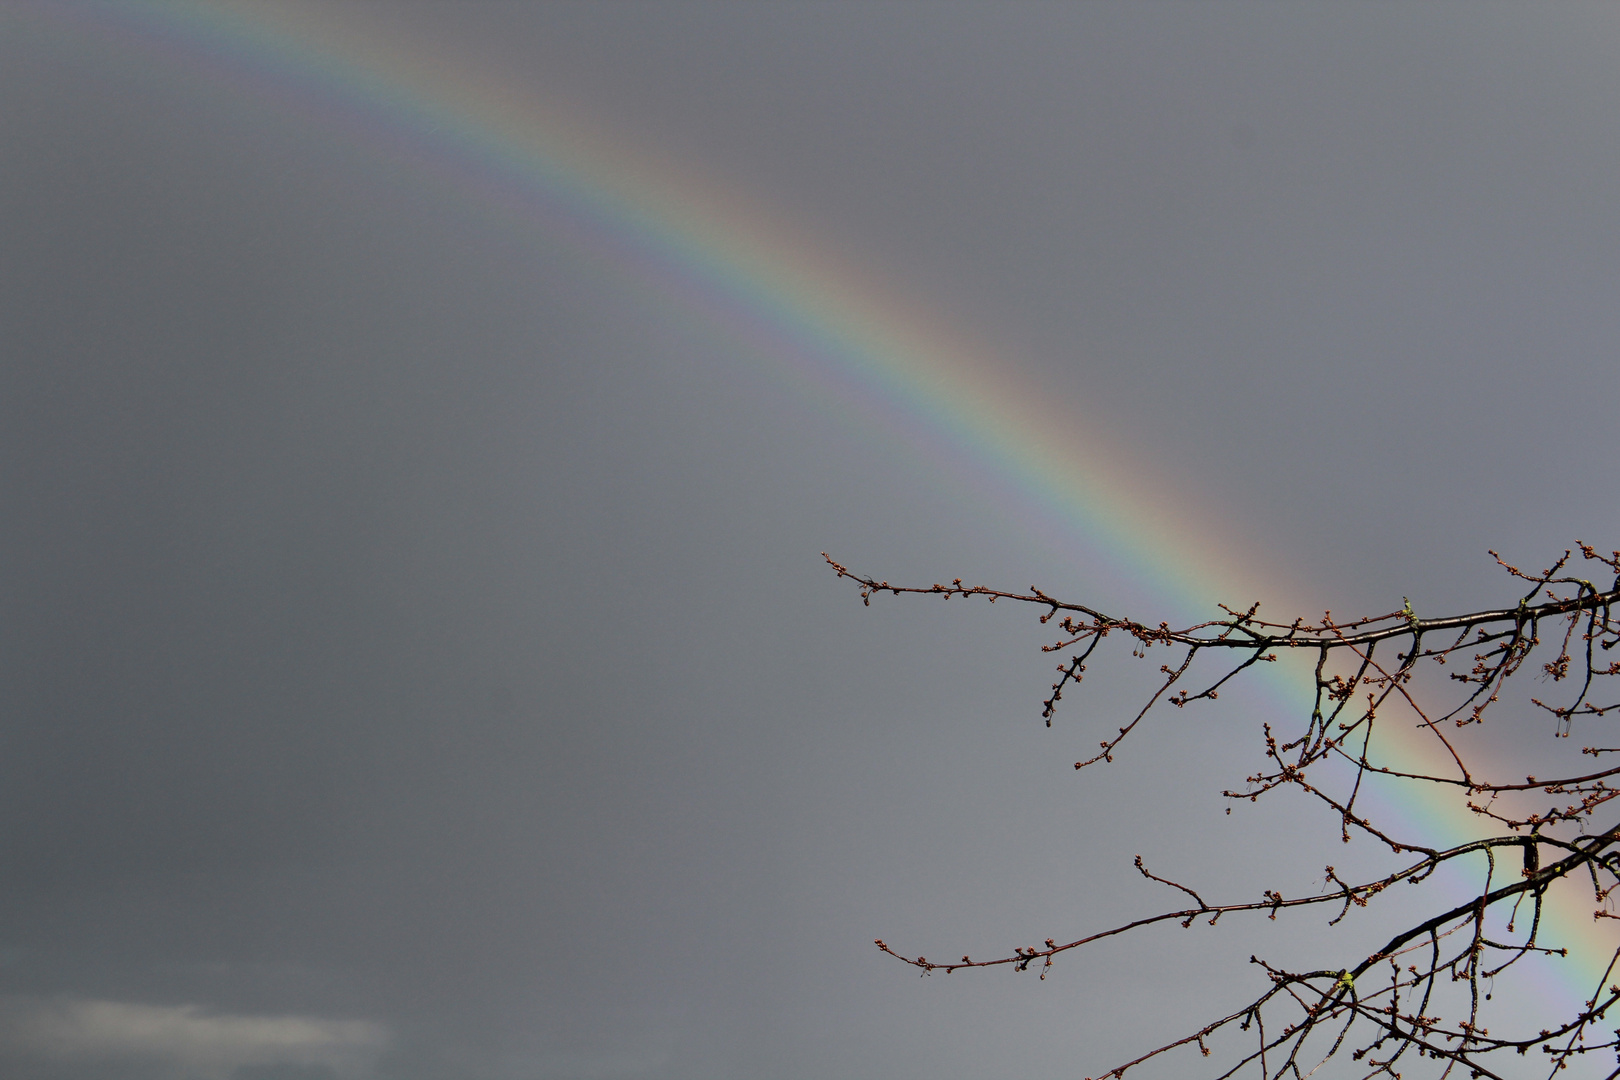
[830,545,1620,1078]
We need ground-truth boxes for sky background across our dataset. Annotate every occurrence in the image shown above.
[2,3,1619,1079]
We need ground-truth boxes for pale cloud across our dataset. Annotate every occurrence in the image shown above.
[0,996,388,1079]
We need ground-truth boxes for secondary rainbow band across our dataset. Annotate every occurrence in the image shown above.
[45,0,1615,1008]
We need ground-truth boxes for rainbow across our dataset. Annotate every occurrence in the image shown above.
[36,0,1615,1020]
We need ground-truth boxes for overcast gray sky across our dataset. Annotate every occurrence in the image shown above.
[3,4,1618,1079]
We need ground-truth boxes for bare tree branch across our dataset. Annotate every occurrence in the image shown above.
[829,544,1620,1078]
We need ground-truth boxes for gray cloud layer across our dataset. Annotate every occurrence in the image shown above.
[2,3,1617,1078]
